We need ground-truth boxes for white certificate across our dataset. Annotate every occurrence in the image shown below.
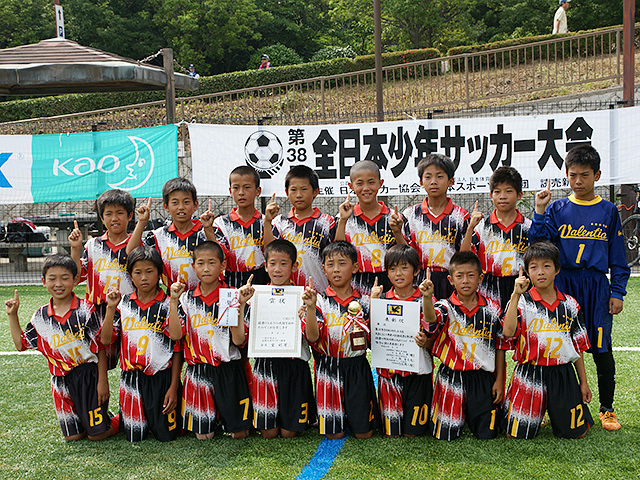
[218,288,240,326]
[370,298,421,373]
[248,285,304,358]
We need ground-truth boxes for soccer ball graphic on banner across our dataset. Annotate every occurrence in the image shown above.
[244,130,284,178]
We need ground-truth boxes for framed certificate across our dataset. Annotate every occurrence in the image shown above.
[370,298,421,373]
[248,285,304,358]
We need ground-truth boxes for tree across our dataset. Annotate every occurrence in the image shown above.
[0,0,52,49]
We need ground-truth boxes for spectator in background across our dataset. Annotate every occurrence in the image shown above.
[188,64,200,79]
[553,0,570,34]
[259,54,272,69]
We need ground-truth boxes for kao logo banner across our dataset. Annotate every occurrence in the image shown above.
[0,124,178,204]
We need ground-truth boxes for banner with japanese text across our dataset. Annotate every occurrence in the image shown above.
[0,124,178,204]
[189,106,640,197]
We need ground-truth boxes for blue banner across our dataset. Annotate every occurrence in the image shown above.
[30,124,178,202]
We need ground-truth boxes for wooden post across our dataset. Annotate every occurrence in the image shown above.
[623,0,635,105]
[163,48,176,124]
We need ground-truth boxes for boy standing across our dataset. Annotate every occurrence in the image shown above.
[461,166,531,311]
[214,166,269,288]
[168,241,253,439]
[401,154,470,299]
[424,251,506,441]
[5,255,116,441]
[127,177,215,290]
[530,145,630,430]
[303,241,380,439]
[501,242,593,439]
[264,165,336,292]
[335,160,406,295]
[250,239,316,438]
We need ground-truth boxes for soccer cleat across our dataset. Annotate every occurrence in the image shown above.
[599,411,621,431]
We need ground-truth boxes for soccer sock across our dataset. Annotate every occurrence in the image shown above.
[592,351,615,411]
[110,413,120,435]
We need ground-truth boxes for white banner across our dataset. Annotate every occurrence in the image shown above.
[189,106,640,197]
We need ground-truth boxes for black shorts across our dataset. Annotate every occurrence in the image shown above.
[225,267,269,289]
[120,369,181,442]
[431,364,500,441]
[379,373,433,436]
[252,357,316,432]
[95,302,120,370]
[502,363,594,439]
[352,271,391,297]
[51,362,111,438]
[182,360,253,435]
[480,274,517,312]
[416,269,453,301]
[316,354,380,435]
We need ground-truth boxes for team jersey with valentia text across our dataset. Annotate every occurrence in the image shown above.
[528,195,630,300]
[428,293,505,372]
[108,290,178,375]
[376,288,433,378]
[271,208,336,292]
[174,283,246,366]
[143,219,206,290]
[402,198,469,273]
[81,233,135,305]
[505,287,590,366]
[20,295,103,377]
[341,203,398,274]
[471,210,531,277]
[305,288,370,359]
[213,208,265,274]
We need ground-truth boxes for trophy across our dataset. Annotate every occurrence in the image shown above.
[347,301,367,351]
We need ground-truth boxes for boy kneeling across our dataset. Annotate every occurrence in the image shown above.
[502,241,593,439]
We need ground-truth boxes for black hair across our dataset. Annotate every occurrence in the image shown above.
[524,241,561,271]
[449,251,482,274]
[417,154,455,180]
[321,240,358,264]
[384,244,420,272]
[265,239,297,264]
[285,165,319,191]
[192,241,225,263]
[126,246,163,278]
[564,145,601,173]
[489,166,523,194]
[162,177,198,204]
[350,160,381,180]
[42,254,77,278]
[96,189,135,218]
[230,165,260,188]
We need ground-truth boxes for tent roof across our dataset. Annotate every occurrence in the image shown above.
[0,38,198,95]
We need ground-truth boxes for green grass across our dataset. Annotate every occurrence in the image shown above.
[1,280,639,480]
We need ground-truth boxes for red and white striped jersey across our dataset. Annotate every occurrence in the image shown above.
[271,208,336,291]
[110,289,179,375]
[471,210,531,277]
[144,220,206,290]
[376,287,433,378]
[213,208,265,274]
[21,295,103,377]
[306,287,370,359]
[80,233,135,305]
[341,203,398,274]
[429,293,505,372]
[506,287,590,366]
[174,283,246,366]
[402,198,469,272]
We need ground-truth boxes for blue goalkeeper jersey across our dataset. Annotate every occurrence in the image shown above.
[529,194,630,300]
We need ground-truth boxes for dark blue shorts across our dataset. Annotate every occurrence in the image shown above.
[556,269,612,353]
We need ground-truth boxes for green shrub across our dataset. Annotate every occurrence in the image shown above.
[311,46,358,62]
[247,44,303,70]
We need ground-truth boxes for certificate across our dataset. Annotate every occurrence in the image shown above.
[370,298,421,373]
[248,285,304,358]
[218,288,240,326]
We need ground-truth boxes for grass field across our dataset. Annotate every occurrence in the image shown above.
[1,280,639,480]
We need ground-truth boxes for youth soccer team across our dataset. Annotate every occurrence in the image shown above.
[5,144,631,443]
